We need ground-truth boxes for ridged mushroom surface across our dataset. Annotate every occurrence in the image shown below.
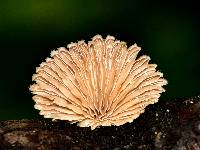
[30,35,167,130]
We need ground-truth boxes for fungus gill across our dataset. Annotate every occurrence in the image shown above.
[30,35,167,130]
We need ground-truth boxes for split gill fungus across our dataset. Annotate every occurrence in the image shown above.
[29,35,167,130]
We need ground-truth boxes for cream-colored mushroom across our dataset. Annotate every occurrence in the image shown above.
[30,35,167,130]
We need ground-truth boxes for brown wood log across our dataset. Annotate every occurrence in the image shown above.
[0,96,199,150]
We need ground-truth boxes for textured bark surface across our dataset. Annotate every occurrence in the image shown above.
[0,96,200,150]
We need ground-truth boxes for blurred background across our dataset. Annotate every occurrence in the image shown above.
[0,0,199,120]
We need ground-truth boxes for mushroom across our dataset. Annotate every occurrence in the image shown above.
[30,35,167,130]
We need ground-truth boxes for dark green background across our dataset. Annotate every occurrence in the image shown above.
[0,0,199,120]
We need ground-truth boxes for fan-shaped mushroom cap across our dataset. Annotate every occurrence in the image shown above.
[30,35,167,130]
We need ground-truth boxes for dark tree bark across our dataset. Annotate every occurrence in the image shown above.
[0,96,200,150]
